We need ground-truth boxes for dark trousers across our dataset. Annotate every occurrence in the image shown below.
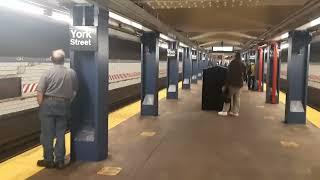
[248,76,256,90]
[39,99,69,162]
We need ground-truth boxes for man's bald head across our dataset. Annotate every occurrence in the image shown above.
[51,49,65,64]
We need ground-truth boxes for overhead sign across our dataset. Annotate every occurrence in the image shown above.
[192,55,197,60]
[69,26,97,51]
[212,46,233,52]
[167,49,176,57]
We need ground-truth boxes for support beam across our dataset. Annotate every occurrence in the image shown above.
[285,31,312,124]
[167,41,179,99]
[92,0,199,48]
[182,47,192,89]
[141,31,160,116]
[266,43,280,104]
[191,50,198,84]
[197,51,203,80]
[245,0,320,48]
[70,5,108,161]
[190,32,258,41]
[256,47,265,92]
[200,39,244,47]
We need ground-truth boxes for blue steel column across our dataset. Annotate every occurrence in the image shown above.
[182,47,192,89]
[285,31,312,124]
[141,32,159,116]
[167,41,179,99]
[191,50,198,84]
[70,6,108,161]
[204,53,208,69]
[197,51,203,80]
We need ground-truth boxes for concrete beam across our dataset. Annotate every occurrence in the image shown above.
[190,32,258,40]
[90,0,199,48]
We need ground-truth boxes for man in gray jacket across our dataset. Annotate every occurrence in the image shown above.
[218,52,246,117]
[36,49,78,169]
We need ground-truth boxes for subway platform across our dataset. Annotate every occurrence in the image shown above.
[2,82,320,180]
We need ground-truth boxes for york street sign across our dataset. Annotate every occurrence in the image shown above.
[167,49,176,57]
[70,26,97,51]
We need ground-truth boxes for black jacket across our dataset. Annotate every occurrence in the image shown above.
[226,59,246,88]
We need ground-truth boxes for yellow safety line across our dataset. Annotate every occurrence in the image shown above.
[279,91,320,128]
[0,82,182,180]
[264,83,320,128]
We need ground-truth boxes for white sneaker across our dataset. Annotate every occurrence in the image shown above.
[218,111,228,116]
[229,112,239,117]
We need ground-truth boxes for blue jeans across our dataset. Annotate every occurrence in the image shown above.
[39,99,69,162]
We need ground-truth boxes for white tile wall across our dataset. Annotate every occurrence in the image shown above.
[0,61,175,116]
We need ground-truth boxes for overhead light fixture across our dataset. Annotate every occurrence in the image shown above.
[280,32,289,39]
[310,17,320,27]
[109,11,143,30]
[274,16,320,41]
[273,32,289,41]
[297,16,320,30]
[159,41,168,49]
[280,43,289,50]
[50,11,72,24]
[160,33,175,41]
[212,46,233,52]
[180,42,188,47]
[0,0,45,15]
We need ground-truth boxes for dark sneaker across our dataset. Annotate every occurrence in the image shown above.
[37,160,55,168]
[55,160,66,170]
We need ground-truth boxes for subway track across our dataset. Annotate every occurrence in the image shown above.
[280,78,320,111]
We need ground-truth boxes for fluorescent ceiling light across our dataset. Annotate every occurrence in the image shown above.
[50,11,72,24]
[160,33,175,41]
[310,17,320,27]
[281,32,289,39]
[297,17,320,30]
[280,43,289,50]
[275,16,320,40]
[109,11,143,30]
[273,32,289,41]
[0,0,45,15]
[159,41,168,49]
[212,46,233,52]
[180,42,188,48]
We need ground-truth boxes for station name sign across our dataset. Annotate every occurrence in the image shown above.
[69,26,97,51]
[167,49,176,57]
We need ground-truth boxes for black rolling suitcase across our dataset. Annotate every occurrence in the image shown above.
[202,66,228,111]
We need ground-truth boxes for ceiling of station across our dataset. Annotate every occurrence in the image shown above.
[132,0,311,48]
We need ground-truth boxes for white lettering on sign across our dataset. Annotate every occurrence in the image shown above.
[70,39,92,46]
[70,29,93,39]
[167,49,176,57]
[69,26,97,51]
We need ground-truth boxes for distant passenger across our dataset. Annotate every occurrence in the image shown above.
[247,62,256,90]
[218,52,246,117]
[36,49,78,169]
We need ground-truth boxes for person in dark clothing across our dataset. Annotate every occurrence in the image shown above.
[218,52,246,117]
[247,62,256,90]
[36,49,78,169]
